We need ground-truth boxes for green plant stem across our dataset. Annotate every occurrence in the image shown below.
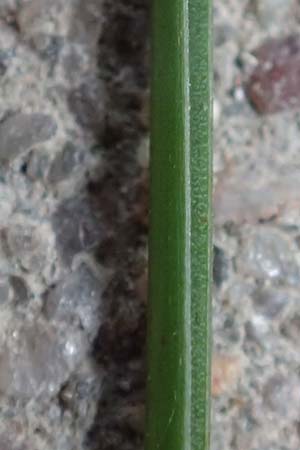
[146,1,212,450]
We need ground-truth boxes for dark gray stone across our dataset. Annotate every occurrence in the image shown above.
[67,79,105,134]
[10,276,29,305]
[252,287,291,318]
[47,142,84,184]
[52,196,103,265]
[213,245,230,288]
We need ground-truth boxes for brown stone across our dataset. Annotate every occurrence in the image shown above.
[246,35,300,114]
[212,354,241,397]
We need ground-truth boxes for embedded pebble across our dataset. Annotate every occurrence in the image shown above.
[0,113,57,163]
[9,276,29,305]
[47,142,84,184]
[62,330,89,371]
[212,354,241,397]
[44,264,104,337]
[1,325,65,398]
[238,227,300,285]
[251,287,292,318]
[52,196,104,265]
[3,222,54,273]
[246,35,300,114]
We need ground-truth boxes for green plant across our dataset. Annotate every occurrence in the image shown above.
[146,0,213,449]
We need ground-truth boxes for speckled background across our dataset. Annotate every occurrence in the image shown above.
[0,1,299,449]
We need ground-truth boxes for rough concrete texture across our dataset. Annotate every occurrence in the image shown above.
[0,0,299,449]
[213,1,300,450]
[0,1,148,449]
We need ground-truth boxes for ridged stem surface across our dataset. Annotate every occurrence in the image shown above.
[146,1,212,449]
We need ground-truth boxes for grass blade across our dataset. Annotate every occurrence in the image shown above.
[146,1,213,449]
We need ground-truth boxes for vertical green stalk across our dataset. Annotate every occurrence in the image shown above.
[146,1,212,450]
